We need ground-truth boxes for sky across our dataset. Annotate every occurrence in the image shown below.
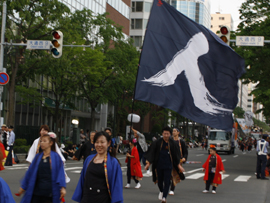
[210,0,246,30]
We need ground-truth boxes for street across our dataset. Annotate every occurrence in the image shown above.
[2,147,270,203]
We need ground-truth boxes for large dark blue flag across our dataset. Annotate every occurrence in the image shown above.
[134,0,246,131]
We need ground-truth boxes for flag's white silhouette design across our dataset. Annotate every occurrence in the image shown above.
[142,32,232,115]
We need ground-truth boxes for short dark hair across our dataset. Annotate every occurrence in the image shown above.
[104,127,112,132]
[162,126,172,135]
[262,134,268,140]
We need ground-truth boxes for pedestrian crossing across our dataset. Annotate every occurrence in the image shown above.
[4,163,253,182]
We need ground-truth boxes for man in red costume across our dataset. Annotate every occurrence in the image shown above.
[125,138,143,189]
[202,144,225,194]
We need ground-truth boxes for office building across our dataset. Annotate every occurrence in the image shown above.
[211,13,233,34]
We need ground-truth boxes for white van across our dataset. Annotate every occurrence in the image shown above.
[208,129,234,154]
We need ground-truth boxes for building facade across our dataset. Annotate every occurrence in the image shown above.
[211,13,233,34]
[171,0,211,28]
[130,0,211,48]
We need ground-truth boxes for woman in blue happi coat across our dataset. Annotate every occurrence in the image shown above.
[18,133,66,203]
[72,131,123,203]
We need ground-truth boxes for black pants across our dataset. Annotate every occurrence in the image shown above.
[157,168,172,199]
[257,155,267,178]
[5,146,13,166]
[31,195,52,203]
[205,173,216,191]
[139,151,146,166]
[170,181,175,191]
[127,165,139,184]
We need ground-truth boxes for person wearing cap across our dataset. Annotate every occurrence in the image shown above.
[202,145,225,194]
[4,125,15,166]
[256,134,269,180]
[125,138,143,189]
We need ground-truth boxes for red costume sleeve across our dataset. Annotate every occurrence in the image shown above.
[130,147,143,178]
[203,155,211,181]
[212,154,224,185]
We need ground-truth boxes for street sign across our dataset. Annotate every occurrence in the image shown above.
[236,36,264,46]
[0,72,9,85]
[27,40,51,50]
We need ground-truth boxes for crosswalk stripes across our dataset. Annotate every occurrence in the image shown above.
[4,164,253,183]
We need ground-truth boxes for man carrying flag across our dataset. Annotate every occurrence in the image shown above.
[134,0,245,131]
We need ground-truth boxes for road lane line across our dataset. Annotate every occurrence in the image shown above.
[234,175,251,182]
[70,170,81,173]
[196,154,204,156]
[233,155,238,158]
[186,173,205,179]
[6,167,28,170]
[222,159,226,162]
[186,168,203,174]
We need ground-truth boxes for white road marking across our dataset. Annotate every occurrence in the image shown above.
[234,175,251,182]
[65,167,83,171]
[70,170,81,174]
[222,159,226,162]
[243,152,246,154]
[222,174,229,180]
[233,155,238,158]
[186,168,203,174]
[196,154,204,156]
[186,173,205,179]
[6,167,28,170]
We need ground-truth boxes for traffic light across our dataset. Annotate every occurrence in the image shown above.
[51,30,63,58]
[219,26,230,46]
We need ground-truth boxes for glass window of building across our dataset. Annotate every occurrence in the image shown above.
[132,2,143,12]
[219,17,225,20]
[131,19,143,29]
[145,2,152,12]
[131,36,143,47]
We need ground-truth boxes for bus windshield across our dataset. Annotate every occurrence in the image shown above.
[209,131,230,141]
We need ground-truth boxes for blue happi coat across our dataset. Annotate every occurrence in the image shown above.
[72,153,123,203]
[20,151,66,203]
[0,177,15,203]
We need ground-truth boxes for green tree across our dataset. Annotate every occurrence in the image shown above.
[235,0,270,121]
[0,0,70,125]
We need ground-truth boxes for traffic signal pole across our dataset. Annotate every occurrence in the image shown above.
[0,1,7,125]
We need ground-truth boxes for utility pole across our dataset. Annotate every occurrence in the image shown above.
[0,1,7,125]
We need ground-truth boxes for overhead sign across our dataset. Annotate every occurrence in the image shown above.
[27,40,51,50]
[236,36,264,46]
[0,72,9,85]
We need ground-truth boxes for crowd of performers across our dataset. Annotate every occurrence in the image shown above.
[0,124,229,203]
[238,137,257,152]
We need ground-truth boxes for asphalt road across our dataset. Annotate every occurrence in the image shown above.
[2,147,270,203]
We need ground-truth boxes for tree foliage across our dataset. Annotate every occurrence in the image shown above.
[235,0,270,120]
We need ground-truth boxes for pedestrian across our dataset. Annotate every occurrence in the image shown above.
[0,142,6,170]
[169,128,188,195]
[80,129,86,144]
[74,131,97,162]
[256,134,269,180]
[144,126,184,203]
[265,153,270,177]
[105,127,116,150]
[125,138,143,189]
[5,125,15,166]
[131,127,150,175]
[72,131,123,203]
[26,125,66,163]
[17,133,66,203]
[202,144,225,194]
